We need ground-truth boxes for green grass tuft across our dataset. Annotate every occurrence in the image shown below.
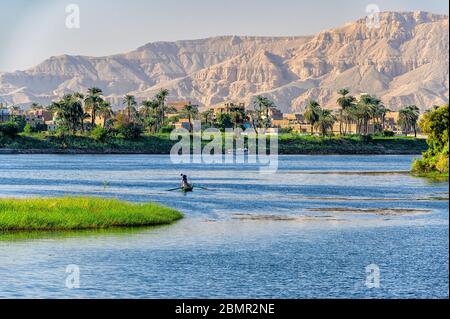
[0,197,183,232]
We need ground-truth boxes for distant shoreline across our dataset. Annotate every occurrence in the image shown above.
[0,149,425,156]
[0,134,428,155]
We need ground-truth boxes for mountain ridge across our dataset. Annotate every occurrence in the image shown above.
[0,11,448,112]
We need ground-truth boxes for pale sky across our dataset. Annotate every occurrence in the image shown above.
[0,0,448,72]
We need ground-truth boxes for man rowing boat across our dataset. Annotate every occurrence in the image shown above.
[167,175,209,192]
[180,174,192,190]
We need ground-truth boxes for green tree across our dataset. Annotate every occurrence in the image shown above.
[355,94,382,135]
[201,109,214,128]
[398,105,420,137]
[252,95,274,132]
[84,88,103,126]
[155,89,170,128]
[140,99,159,132]
[412,104,449,175]
[304,100,321,134]
[314,109,336,136]
[180,102,199,133]
[49,94,85,134]
[230,108,247,129]
[98,100,114,128]
[123,94,138,122]
[337,89,356,135]
[215,113,233,131]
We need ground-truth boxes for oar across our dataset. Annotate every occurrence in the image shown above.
[194,185,212,191]
[167,187,183,192]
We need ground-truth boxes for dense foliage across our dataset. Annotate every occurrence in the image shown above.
[412,104,449,176]
[0,122,19,137]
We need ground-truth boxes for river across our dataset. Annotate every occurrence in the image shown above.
[0,155,448,298]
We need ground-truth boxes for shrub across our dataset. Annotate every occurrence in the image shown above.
[435,154,449,174]
[356,134,373,143]
[382,130,395,137]
[0,122,19,137]
[117,123,143,140]
[23,123,47,134]
[91,126,109,142]
[279,127,294,134]
[159,125,175,134]
[412,159,428,173]
[23,124,33,134]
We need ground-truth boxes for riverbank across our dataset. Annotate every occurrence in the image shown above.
[0,133,428,155]
[412,171,449,180]
[0,197,183,232]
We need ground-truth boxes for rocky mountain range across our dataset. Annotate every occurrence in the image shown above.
[0,11,448,112]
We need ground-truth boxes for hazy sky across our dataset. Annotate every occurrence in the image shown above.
[0,0,448,72]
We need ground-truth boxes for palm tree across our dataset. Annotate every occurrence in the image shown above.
[304,100,321,134]
[230,108,247,129]
[140,99,159,132]
[49,94,84,134]
[80,112,91,133]
[98,100,114,128]
[84,88,103,126]
[337,89,356,135]
[356,94,382,135]
[155,89,170,128]
[252,95,274,131]
[399,105,420,137]
[314,109,336,136]
[123,94,137,122]
[408,105,420,137]
[201,109,214,128]
[373,103,390,133]
[180,102,199,133]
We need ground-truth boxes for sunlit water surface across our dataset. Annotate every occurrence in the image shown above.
[0,155,448,298]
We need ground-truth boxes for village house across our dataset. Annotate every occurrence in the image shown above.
[25,109,53,128]
[213,102,246,117]
[165,101,200,129]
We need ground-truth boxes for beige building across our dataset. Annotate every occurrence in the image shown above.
[25,109,53,127]
[213,102,246,116]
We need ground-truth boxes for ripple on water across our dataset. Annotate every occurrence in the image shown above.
[0,155,448,298]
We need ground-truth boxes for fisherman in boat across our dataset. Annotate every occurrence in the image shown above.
[180,174,191,189]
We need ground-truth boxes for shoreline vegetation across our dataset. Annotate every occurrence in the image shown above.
[0,87,435,156]
[0,197,183,232]
[411,104,449,179]
[0,133,427,155]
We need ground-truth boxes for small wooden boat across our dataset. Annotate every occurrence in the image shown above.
[181,184,194,193]
[167,184,209,193]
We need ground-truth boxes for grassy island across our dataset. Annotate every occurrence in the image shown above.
[0,197,183,232]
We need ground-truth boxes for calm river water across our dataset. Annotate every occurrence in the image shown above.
[0,155,448,298]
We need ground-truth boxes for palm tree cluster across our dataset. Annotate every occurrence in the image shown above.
[398,105,420,137]
[333,89,392,135]
[304,100,336,136]
[137,89,180,133]
[48,87,114,134]
[45,87,177,136]
[251,95,275,132]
